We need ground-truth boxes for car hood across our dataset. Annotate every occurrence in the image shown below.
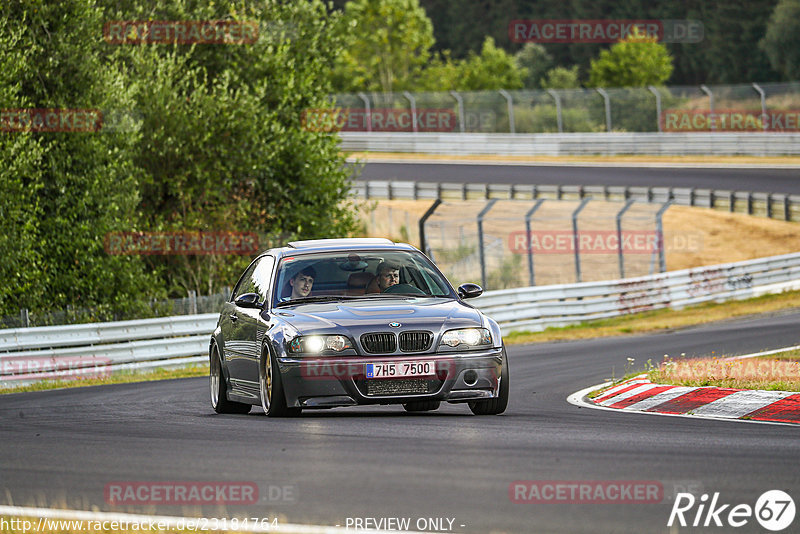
[276,297,482,333]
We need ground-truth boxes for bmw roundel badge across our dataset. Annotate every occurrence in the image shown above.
[389,322,401,328]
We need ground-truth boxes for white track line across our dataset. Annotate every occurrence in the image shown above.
[0,505,418,534]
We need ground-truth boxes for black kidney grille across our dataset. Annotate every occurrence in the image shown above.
[399,331,432,352]
[361,333,396,354]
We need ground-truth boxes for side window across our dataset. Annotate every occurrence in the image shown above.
[232,256,274,301]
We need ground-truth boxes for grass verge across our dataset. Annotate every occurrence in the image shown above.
[504,289,800,345]
[0,365,208,395]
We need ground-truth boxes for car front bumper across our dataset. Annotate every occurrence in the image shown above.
[277,348,505,408]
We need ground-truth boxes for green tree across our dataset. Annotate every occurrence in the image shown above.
[418,37,525,91]
[515,43,553,89]
[0,0,159,319]
[333,0,435,93]
[541,66,581,90]
[761,0,800,80]
[588,30,674,87]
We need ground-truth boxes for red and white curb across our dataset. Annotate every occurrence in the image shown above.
[568,377,800,427]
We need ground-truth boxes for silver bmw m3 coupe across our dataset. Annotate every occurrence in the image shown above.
[210,238,509,416]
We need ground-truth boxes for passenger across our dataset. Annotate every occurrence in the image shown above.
[375,261,400,292]
[289,266,316,299]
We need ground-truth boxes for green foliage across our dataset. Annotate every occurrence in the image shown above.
[761,0,800,80]
[541,66,581,90]
[515,43,553,89]
[589,30,674,88]
[419,37,525,91]
[0,0,358,318]
[333,0,434,93]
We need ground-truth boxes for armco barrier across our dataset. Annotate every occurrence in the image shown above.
[352,181,800,222]
[339,132,800,156]
[2,252,800,384]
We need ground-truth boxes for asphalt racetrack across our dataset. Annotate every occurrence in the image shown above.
[354,162,800,195]
[2,311,799,533]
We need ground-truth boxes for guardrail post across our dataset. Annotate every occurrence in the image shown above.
[449,90,465,133]
[655,200,673,273]
[752,83,768,132]
[616,199,636,279]
[188,290,197,315]
[596,88,612,132]
[700,84,714,130]
[524,199,546,286]
[546,89,563,133]
[572,197,592,283]
[767,193,773,218]
[20,308,29,328]
[648,85,662,132]
[477,199,498,289]
[784,195,790,221]
[402,91,418,133]
[499,89,515,134]
[356,92,371,132]
[418,199,442,257]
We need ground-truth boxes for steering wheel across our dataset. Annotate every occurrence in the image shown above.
[382,283,426,295]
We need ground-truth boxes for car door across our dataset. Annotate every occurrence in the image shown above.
[222,256,273,391]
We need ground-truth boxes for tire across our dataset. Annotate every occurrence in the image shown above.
[469,349,509,416]
[210,344,251,414]
[403,400,441,412]
[260,346,302,418]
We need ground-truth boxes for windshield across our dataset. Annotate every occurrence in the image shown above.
[272,249,456,306]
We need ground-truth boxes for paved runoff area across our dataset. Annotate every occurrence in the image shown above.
[591,376,800,424]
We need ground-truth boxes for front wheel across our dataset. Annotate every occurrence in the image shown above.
[210,344,251,414]
[469,349,509,415]
[260,346,301,418]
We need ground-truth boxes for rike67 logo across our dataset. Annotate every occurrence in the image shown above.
[668,490,795,531]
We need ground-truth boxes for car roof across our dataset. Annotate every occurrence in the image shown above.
[265,238,418,257]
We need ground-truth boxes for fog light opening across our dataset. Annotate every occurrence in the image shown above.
[463,370,478,386]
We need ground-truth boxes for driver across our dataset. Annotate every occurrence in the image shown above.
[289,266,316,299]
[375,261,400,292]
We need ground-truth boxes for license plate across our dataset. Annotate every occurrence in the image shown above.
[366,361,435,379]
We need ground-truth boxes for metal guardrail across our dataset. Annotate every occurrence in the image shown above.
[473,252,800,333]
[2,253,800,384]
[353,180,800,222]
[339,132,800,156]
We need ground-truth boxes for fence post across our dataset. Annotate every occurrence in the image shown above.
[655,200,673,273]
[648,85,662,132]
[449,90,465,133]
[572,197,592,283]
[477,199,498,289]
[418,199,442,256]
[20,308,29,328]
[596,88,612,132]
[616,199,636,279]
[752,83,768,132]
[402,91,418,133]
[356,92,371,132]
[498,89,515,134]
[700,84,714,130]
[525,199,546,286]
[546,89,563,133]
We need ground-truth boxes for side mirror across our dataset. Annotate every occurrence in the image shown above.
[234,292,262,309]
[457,283,483,299]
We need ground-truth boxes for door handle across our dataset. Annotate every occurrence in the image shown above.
[229,314,238,322]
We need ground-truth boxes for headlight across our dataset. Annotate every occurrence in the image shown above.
[439,328,492,349]
[288,335,353,354]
